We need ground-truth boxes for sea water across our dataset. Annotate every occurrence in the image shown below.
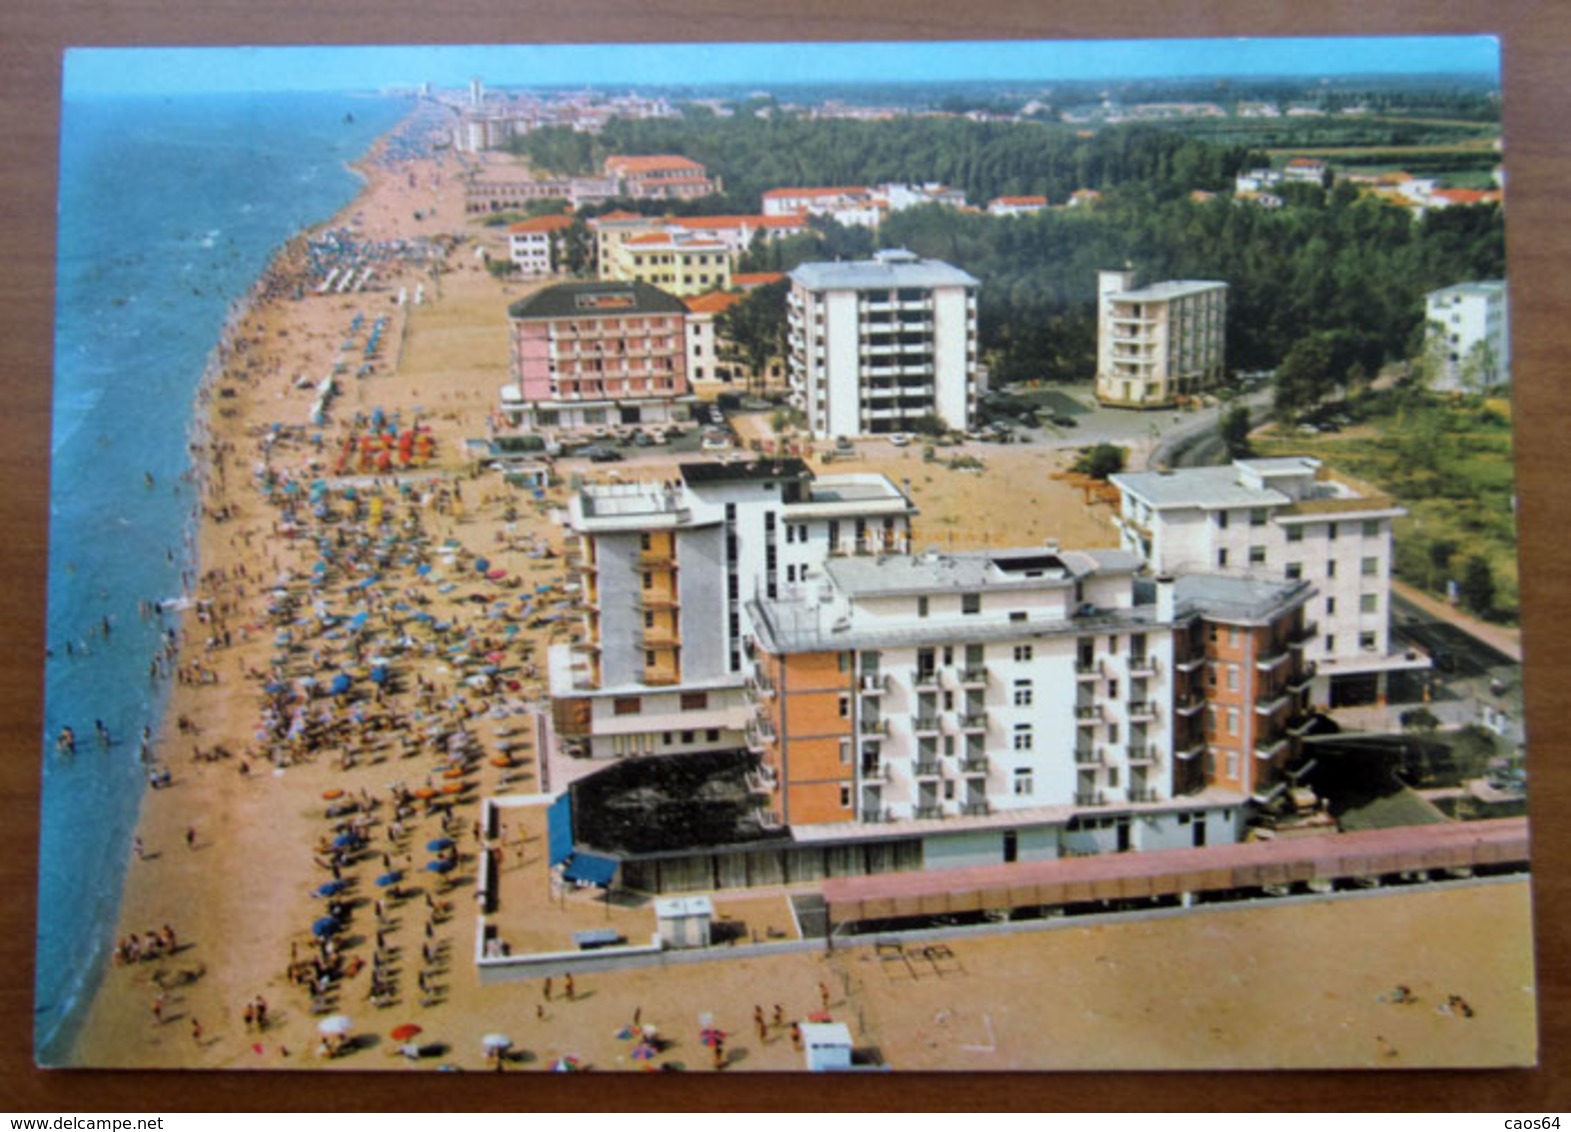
[38,89,410,1065]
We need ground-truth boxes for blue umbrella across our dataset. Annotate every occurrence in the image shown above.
[370,665,390,686]
[312,916,341,938]
[330,673,353,696]
[376,871,402,888]
[425,858,456,875]
[315,880,347,897]
[426,837,454,852]
[332,832,359,850]
[349,611,369,630]
[474,558,490,573]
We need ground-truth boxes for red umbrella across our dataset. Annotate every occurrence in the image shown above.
[390,1023,423,1042]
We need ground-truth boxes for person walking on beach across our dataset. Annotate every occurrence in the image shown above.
[564,973,575,1001]
[186,825,197,850]
[542,976,552,1002]
[754,1005,766,1040]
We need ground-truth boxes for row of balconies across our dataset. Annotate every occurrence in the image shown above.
[911,665,988,691]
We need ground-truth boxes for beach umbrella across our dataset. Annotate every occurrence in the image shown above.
[322,788,345,800]
[332,832,359,850]
[312,916,341,938]
[425,858,456,875]
[376,871,402,888]
[482,1033,512,1053]
[390,1024,423,1043]
[330,673,353,696]
[550,1056,582,1073]
[426,837,454,852]
[441,783,464,796]
[413,787,437,800]
[474,558,490,573]
[314,880,347,897]
[318,1014,353,1036]
[632,1043,657,1061]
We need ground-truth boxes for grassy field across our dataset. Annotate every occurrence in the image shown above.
[1253,391,1519,623]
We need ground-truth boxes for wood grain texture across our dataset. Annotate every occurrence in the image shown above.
[0,0,1565,1111]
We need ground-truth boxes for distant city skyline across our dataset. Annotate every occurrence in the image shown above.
[65,37,1499,98]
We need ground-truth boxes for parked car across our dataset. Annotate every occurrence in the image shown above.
[887,432,911,447]
[579,445,623,463]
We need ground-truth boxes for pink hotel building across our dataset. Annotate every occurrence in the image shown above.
[501,281,696,432]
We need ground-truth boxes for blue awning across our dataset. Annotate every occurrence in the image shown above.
[547,794,574,867]
[563,852,619,887]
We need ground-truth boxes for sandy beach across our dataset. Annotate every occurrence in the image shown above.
[60,113,1536,1075]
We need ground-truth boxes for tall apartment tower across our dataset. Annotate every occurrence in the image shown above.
[469,76,485,108]
[1425,280,1510,392]
[787,249,979,438]
[1095,269,1228,409]
[550,459,916,760]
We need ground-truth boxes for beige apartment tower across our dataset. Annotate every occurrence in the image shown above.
[1095,269,1227,409]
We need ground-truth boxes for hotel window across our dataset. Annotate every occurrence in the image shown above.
[1013,680,1033,707]
[642,573,653,590]
[1327,559,1337,578]
[1013,724,1033,751]
[1249,545,1267,565]
[839,785,851,808]
[838,695,850,718]
[1227,708,1239,735]
[1228,627,1241,647]
[1285,525,1303,543]
[613,697,642,716]
[1325,634,1336,652]
[917,596,930,618]
[1226,750,1239,779]
[1361,593,1379,614]
[1250,508,1268,527]
[1360,631,1378,651]
[1107,767,1120,789]
[681,730,695,744]
[681,692,708,711]
[961,593,981,615]
[1362,520,1381,537]
[1286,562,1303,581]
[1217,511,1229,530]
[1227,665,1240,692]
[1014,644,1033,662]
[1218,549,1229,568]
[1361,556,1379,576]
[1014,768,1034,796]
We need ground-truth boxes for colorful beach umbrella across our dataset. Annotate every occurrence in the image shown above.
[376,872,402,888]
[425,858,456,874]
[426,837,454,852]
[311,916,341,938]
[390,1024,422,1042]
[313,881,347,897]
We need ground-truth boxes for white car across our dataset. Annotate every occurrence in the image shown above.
[887,433,911,447]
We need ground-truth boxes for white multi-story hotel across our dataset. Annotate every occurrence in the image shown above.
[1425,280,1510,392]
[550,458,917,761]
[1094,269,1228,408]
[1111,456,1427,706]
[787,249,979,437]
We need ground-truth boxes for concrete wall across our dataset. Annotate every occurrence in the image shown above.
[597,533,643,687]
[678,524,728,681]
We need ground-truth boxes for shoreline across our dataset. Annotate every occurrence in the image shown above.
[62,106,431,1067]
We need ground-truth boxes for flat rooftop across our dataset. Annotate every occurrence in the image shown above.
[1108,279,1227,302]
[825,547,1140,598]
[790,249,978,292]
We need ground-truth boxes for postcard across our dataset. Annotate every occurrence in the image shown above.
[38,37,1531,1072]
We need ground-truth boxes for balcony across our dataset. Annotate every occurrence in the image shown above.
[956,665,988,688]
[1126,745,1157,767]
[1174,692,1206,716]
[859,672,888,695]
[1074,746,1102,767]
[1254,737,1289,760]
[913,668,941,692]
[1075,704,1102,722]
[1287,715,1317,738]
[961,754,989,776]
[1075,661,1100,680]
[1173,653,1206,673]
[1287,661,1319,694]
[744,720,776,751]
[961,801,992,817]
[1289,620,1320,648]
[1255,645,1291,671]
[858,716,889,737]
[1127,700,1158,722]
[957,711,988,734]
[1254,690,1293,716]
[745,766,778,795]
[913,759,942,778]
[860,806,892,824]
[746,672,776,699]
[914,805,945,820]
[860,759,890,783]
[1128,655,1158,678]
[634,591,680,611]
[1075,790,1108,808]
[1128,787,1161,804]
[912,715,942,736]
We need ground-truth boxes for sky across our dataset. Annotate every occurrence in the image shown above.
[63,37,1500,97]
